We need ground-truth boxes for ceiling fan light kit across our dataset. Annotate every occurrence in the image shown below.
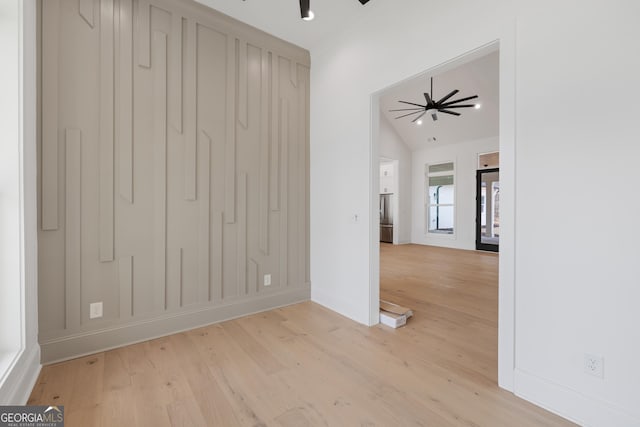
[390,77,479,123]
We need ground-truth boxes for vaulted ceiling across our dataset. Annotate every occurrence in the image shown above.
[380,50,499,151]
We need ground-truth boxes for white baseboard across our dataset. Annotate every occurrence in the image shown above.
[514,369,639,427]
[311,286,370,326]
[41,286,310,364]
[0,344,41,404]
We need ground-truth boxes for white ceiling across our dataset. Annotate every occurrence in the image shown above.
[194,0,379,50]
[192,1,498,152]
[380,51,499,152]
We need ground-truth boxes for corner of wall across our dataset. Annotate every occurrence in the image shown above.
[0,345,41,404]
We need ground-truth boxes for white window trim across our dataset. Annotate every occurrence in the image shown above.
[425,161,456,238]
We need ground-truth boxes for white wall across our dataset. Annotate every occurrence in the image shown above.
[411,137,498,250]
[310,0,640,425]
[379,115,411,244]
[0,0,41,404]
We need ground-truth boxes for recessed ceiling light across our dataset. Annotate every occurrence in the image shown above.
[416,119,423,125]
[474,103,482,109]
[302,10,315,20]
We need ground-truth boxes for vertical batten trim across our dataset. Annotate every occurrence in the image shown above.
[248,259,258,295]
[79,0,95,28]
[170,248,183,308]
[99,0,116,262]
[42,0,60,231]
[65,129,82,329]
[237,173,247,295]
[198,131,212,302]
[179,249,184,307]
[171,14,184,133]
[224,37,237,223]
[304,68,311,284]
[213,211,223,302]
[119,256,133,318]
[118,0,134,203]
[289,60,297,88]
[153,31,168,311]
[279,99,289,287]
[238,40,248,128]
[259,49,270,255]
[137,0,150,67]
[287,81,299,287]
[298,66,307,287]
[184,20,197,201]
[269,52,280,212]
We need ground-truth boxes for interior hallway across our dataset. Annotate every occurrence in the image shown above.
[28,244,574,426]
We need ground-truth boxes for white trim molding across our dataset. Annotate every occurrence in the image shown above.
[0,0,41,405]
[0,347,41,405]
[514,369,639,427]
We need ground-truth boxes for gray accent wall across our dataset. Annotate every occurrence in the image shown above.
[38,0,310,363]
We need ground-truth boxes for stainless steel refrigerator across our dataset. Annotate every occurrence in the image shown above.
[380,194,394,243]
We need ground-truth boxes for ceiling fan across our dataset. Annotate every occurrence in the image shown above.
[299,0,370,20]
[390,77,479,123]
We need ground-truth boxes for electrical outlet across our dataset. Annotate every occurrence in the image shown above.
[264,274,271,286]
[584,353,604,379]
[89,302,103,319]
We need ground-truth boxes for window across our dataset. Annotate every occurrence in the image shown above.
[426,162,455,235]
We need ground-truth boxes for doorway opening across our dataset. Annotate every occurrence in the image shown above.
[476,168,500,252]
[371,41,512,388]
[378,158,399,245]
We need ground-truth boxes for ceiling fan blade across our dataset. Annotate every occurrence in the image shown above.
[438,109,461,116]
[441,95,479,106]
[398,100,427,108]
[424,92,434,108]
[394,110,424,120]
[411,111,428,123]
[438,104,476,109]
[389,107,424,112]
[358,0,371,4]
[435,89,459,105]
[299,0,310,19]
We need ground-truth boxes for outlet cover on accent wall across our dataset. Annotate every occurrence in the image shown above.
[89,302,103,319]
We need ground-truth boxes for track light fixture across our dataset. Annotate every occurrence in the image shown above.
[299,0,313,20]
[298,0,371,21]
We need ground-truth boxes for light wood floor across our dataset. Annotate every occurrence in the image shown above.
[29,244,575,426]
